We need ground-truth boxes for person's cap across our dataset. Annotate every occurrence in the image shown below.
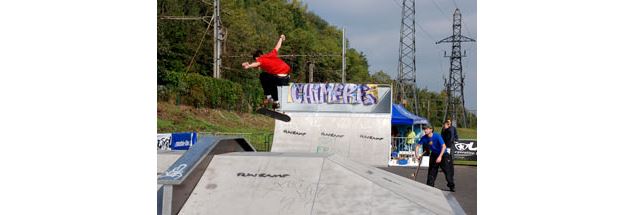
[422,124,433,129]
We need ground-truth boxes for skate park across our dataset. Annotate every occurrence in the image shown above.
[157,84,475,215]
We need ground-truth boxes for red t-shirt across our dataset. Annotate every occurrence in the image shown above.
[256,49,290,75]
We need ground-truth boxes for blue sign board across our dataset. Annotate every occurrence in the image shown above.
[170,132,197,150]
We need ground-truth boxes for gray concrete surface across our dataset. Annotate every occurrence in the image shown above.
[177,152,461,214]
[381,165,477,215]
[271,84,393,167]
[272,112,391,166]
[157,151,184,175]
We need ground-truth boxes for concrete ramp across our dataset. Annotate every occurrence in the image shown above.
[177,152,463,215]
[158,151,184,175]
[272,112,391,166]
[271,84,392,166]
[157,135,256,215]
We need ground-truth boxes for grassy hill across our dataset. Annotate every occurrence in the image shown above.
[158,102,477,151]
[158,102,275,151]
[457,127,477,139]
[158,102,274,133]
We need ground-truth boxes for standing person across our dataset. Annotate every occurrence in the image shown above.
[442,120,459,147]
[415,124,455,192]
[390,129,398,159]
[441,119,458,186]
[406,127,416,151]
[242,34,291,109]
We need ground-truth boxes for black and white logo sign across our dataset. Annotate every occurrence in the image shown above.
[452,140,477,161]
[454,142,477,151]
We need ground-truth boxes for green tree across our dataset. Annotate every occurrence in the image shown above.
[369,70,394,85]
[345,49,370,83]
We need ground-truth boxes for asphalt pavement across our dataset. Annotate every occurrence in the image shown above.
[380,165,477,215]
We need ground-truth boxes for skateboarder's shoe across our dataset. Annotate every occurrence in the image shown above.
[262,98,275,109]
[271,101,280,110]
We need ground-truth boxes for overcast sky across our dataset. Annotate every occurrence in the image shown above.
[301,0,477,112]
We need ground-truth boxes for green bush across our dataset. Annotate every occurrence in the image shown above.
[158,71,248,111]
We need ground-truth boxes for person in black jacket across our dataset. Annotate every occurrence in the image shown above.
[440,119,458,191]
[442,120,459,147]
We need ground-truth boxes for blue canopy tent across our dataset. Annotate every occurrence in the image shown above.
[391,104,429,125]
[390,104,430,164]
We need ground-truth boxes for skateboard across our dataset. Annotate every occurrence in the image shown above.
[256,107,291,122]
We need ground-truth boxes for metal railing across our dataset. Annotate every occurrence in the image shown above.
[391,137,419,153]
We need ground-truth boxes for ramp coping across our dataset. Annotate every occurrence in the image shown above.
[157,135,254,185]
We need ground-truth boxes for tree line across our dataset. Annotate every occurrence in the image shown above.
[157,0,476,128]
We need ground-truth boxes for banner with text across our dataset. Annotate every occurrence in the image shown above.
[170,132,197,150]
[279,84,391,113]
[451,139,477,161]
[288,83,379,105]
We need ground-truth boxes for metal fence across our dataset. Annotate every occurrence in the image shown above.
[200,132,274,152]
[392,137,419,153]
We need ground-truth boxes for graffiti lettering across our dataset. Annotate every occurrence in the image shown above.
[359,135,384,141]
[163,164,187,180]
[289,83,378,105]
[157,134,172,150]
[157,137,171,150]
[321,132,344,138]
[283,129,306,136]
[359,84,377,105]
[236,172,290,178]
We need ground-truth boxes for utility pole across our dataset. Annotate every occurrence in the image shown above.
[342,27,346,83]
[396,0,419,115]
[212,0,222,78]
[427,100,431,123]
[436,8,475,128]
[308,62,314,83]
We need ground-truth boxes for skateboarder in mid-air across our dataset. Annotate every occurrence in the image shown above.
[242,34,290,110]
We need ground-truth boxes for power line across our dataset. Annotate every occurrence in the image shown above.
[390,0,433,41]
[436,8,475,128]
[428,0,476,43]
[158,16,212,21]
[389,0,446,54]
[185,16,213,73]
[225,54,341,58]
[430,0,452,22]
[440,0,475,41]
[184,7,213,73]
[395,0,419,115]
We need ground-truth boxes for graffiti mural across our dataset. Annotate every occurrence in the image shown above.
[288,83,378,105]
[157,133,172,150]
[162,163,188,180]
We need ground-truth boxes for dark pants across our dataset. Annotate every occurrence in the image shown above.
[259,72,290,101]
[427,152,455,189]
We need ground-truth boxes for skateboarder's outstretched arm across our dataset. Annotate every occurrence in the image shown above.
[242,62,260,69]
[241,34,285,70]
[274,34,285,52]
